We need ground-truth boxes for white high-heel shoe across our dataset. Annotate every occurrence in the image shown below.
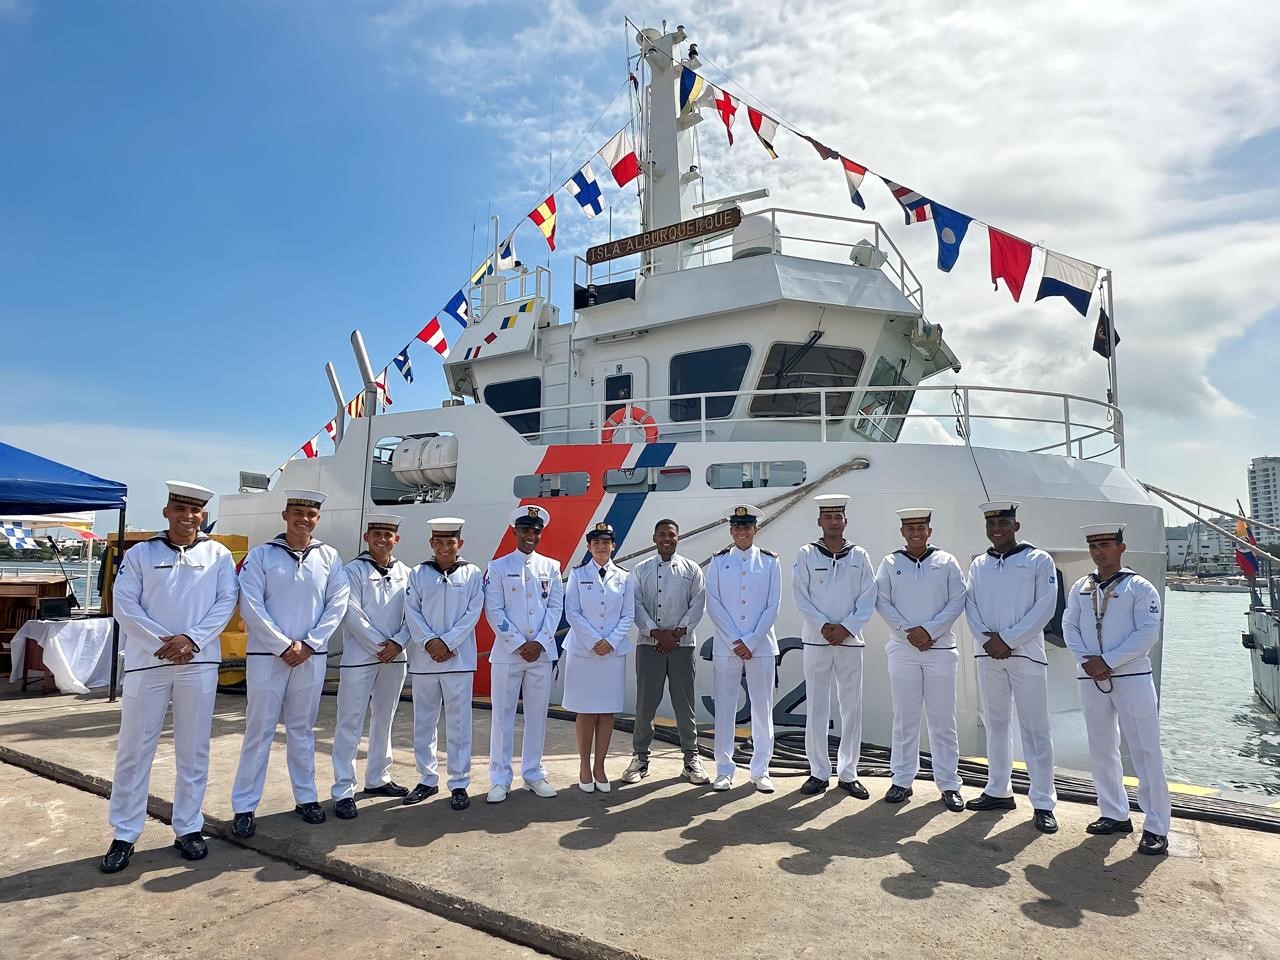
[594,779,612,793]
[577,781,596,793]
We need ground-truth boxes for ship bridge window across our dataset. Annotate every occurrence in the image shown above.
[707,460,806,489]
[669,344,752,422]
[749,342,865,419]
[513,472,590,498]
[371,434,457,505]
[855,357,914,442]
[484,377,542,437]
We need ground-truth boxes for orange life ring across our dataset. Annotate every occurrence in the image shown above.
[602,405,659,444]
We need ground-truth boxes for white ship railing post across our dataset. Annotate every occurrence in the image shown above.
[700,395,707,442]
[1063,396,1072,456]
[820,389,828,443]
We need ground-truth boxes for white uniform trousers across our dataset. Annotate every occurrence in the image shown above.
[802,644,863,781]
[411,672,474,790]
[887,648,961,791]
[231,653,327,812]
[1080,675,1171,835]
[712,655,775,780]
[976,657,1057,810]
[330,661,407,800]
[109,664,219,842]
[488,659,552,788]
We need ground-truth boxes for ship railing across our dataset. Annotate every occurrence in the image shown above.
[495,383,1125,465]
[576,207,925,312]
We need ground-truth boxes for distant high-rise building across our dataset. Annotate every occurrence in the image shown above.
[1249,456,1280,543]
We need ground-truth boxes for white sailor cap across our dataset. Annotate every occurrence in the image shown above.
[428,517,466,537]
[1082,523,1126,544]
[165,480,215,507]
[980,501,1020,519]
[727,504,763,526]
[510,505,551,529]
[283,489,326,510]
[364,514,403,532]
[814,494,850,513]
[896,507,933,522]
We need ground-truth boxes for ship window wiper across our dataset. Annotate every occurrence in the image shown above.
[769,330,824,387]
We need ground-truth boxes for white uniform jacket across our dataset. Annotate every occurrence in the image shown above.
[1062,569,1162,678]
[874,547,968,650]
[631,554,705,647]
[964,543,1058,665]
[791,541,877,648]
[238,535,350,655]
[564,560,635,659]
[704,545,782,658]
[483,550,565,664]
[405,558,485,673]
[112,535,239,671]
[338,553,411,667]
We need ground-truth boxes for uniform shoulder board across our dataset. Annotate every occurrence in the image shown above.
[760,548,778,558]
[614,564,629,573]
[713,546,732,557]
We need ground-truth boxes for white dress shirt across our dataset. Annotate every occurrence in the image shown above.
[238,535,350,655]
[338,552,411,666]
[874,547,968,650]
[483,550,565,664]
[564,559,635,658]
[704,545,782,657]
[631,553,706,646]
[405,558,486,673]
[791,540,877,647]
[1062,568,1162,678]
[965,544,1059,665]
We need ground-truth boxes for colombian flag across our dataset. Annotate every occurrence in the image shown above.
[528,196,556,251]
[1236,516,1261,578]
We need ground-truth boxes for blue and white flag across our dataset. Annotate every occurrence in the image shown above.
[567,162,605,219]
[496,233,517,270]
[1035,250,1099,316]
[392,348,414,384]
[931,204,973,273]
[1,522,37,551]
[442,289,471,328]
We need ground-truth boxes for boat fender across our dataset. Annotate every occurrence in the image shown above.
[1242,632,1256,650]
[1260,647,1279,666]
[602,405,659,444]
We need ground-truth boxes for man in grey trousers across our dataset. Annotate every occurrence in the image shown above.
[622,519,710,785]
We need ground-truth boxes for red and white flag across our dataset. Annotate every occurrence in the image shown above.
[747,107,778,159]
[599,128,641,187]
[375,368,393,408]
[323,419,338,442]
[300,435,320,459]
[711,86,737,145]
[415,316,450,357]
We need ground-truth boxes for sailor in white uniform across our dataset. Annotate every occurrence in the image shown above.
[329,514,411,820]
[483,505,564,803]
[793,494,877,799]
[562,522,635,792]
[874,508,968,810]
[230,489,350,836]
[404,517,485,811]
[101,481,238,874]
[963,501,1060,834]
[1063,523,1171,855]
[705,504,781,793]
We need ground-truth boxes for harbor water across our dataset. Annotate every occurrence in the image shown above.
[2,562,1278,796]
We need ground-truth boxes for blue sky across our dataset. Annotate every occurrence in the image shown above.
[2,1,1279,524]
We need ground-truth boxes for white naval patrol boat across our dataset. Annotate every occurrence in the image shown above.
[217,24,1163,772]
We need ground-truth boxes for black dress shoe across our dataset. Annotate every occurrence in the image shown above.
[294,802,327,824]
[965,792,1017,812]
[799,776,829,795]
[450,788,471,811]
[1086,816,1134,835]
[884,784,913,804]
[231,812,256,838]
[941,790,965,812]
[334,798,358,820]
[402,783,440,806]
[173,832,208,860]
[364,781,410,798]
[1137,830,1168,856]
[99,839,134,874]
[1033,809,1058,834]
[838,779,870,800]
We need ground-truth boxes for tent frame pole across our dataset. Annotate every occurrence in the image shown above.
[108,503,126,702]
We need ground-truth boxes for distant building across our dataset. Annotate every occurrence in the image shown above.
[1165,526,1192,568]
[1249,456,1280,543]
[1165,518,1238,571]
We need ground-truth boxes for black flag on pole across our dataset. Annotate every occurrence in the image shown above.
[1092,307,1119,358]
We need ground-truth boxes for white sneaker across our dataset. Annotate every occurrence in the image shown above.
[683,757,711,785]
[712,775,733,791]
[594,779,612,793]
[486,785,508,804]
[577,781,595,793]
[621,757,649,784]
[751,775,776,794]
[525,779,557,799]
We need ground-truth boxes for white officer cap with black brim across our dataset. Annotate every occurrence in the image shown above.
[727,504,763,526]
[510,505,551,530]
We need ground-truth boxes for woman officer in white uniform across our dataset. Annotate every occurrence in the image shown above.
[562,522,635,792]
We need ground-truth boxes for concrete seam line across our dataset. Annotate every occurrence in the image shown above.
[0,744,649,960]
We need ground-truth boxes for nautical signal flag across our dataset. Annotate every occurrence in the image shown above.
[988,227,1033,302]
[301,435,320,459]
[679,67,706,114]
[529,195,557,250]
[840,157,868,209]
[392,348,414,384]
[415,316,450,357]
[497,234,518,270]
[567,162,605,219]
[1092,307,1120,358]
[323,419,338,442]
[931,204,973,273]
[747,107,779,159]
[599,128,641,187]
[711,86,738,145]
[442,289,471,328]
[0,522,37,550]
[801,134,839,161]
[1236,511,1261,578]
[375,369,393,408]
[1035,250,1100,317]
[883,178,934,225]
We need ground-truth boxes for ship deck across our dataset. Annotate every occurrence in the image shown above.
[0,689,1276,960]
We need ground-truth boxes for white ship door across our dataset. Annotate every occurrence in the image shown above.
[594,357,650,440]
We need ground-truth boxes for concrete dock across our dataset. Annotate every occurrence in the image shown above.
[0,688,1276,960]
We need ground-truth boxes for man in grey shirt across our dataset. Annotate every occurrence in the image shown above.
[622,519,710,785]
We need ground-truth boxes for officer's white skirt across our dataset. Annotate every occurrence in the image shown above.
[562,652,625,713]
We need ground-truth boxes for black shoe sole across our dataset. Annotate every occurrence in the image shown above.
[839,782,870,800]
[173,841,209,860]
[334,806,358,820]
[965,799,1018,812]
[884,790,913,804]
[1086,822,1134,836]
[1034,820,1059,834]
[450,797,471,811]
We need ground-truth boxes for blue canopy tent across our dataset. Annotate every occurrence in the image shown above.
[0,442,128,699]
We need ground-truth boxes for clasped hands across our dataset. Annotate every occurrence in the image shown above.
[650,627,687,653]
[155,634,196,664]
[821,622,852,645]
[1081,655,1112,681]
[981,631,1012,659]
[906,625,935,651]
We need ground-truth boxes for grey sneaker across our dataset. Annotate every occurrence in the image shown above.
[683,756,711,785]
[621,756,649,784]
